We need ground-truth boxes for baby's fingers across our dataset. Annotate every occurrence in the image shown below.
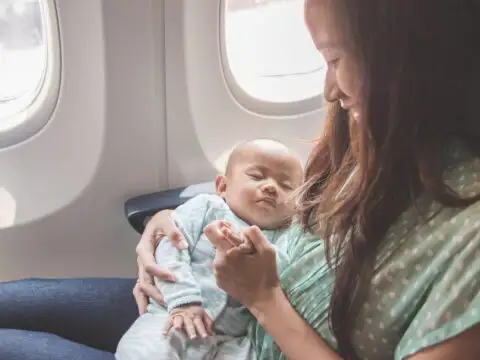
[163,317,174,336]
[173,315,183,331]
[203,314,214,336]
[183,317,197,340]
[193,317,208,339]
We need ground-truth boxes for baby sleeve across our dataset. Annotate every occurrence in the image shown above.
[154,194,212,312]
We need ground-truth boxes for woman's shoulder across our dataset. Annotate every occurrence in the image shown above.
[380,140,479,258]
[386,200,480,359]
[374,142,480,305]
[443,140,480,196]
[363,144,480,360]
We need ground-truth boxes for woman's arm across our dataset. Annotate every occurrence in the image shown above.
[204,223,341,360]
[249,286,341,360]
[254,288,480,360]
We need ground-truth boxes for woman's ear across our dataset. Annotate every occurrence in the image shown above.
[215,175,227,196]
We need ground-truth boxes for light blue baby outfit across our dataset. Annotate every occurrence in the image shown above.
[116,194,289,360]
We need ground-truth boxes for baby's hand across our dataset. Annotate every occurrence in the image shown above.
[163,304,213,339]
[217,221,253,250]
[222,226,255,254]
[204,220,255,253]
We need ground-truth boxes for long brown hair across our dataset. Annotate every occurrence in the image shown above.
[297,1,480,358]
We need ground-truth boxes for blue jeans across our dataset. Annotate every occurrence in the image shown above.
[0,278,138,360]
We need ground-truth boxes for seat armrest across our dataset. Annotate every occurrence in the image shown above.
[125,181,216,234]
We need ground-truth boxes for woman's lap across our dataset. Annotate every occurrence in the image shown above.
[0,278,138,354]
[0,329,115,360]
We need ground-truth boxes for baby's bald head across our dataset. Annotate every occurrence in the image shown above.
[225,139,301,176]
[217,139,303,229]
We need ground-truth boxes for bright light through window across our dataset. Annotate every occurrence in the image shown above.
[0,0,48,119]
[224,0,326,104]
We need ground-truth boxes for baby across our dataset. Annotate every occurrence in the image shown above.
[115,139,303,360]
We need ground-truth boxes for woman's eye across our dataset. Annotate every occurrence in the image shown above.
[327,58,339,68]
[282,183,293,190]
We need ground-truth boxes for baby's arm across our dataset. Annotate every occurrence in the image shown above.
[155,195,217,339]
[155,238,203,311]
[154,195,212,312]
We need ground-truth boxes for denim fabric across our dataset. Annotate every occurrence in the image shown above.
[0,278,137,359]
[0,329,115,360]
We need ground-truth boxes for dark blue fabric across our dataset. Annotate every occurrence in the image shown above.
[0,278,138,359]
[0,329,115,360]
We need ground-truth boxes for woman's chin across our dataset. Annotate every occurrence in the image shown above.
[350,109,361,122]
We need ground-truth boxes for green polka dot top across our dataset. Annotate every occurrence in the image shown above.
[253,141,480,360]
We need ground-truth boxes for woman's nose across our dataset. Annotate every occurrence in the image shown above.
[323,72,342,103]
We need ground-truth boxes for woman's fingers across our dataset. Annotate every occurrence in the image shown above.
[157,210,188,250]
[137,232,177,282]
[137,259,164,304]
[243,226,272,254]
[135,257,163,313]
[134,209,188,315]
[136,235,162,278]
[233,238,256,254]
[222,227,245,247]
[144,263,176,282]
[133,280,149,315]
[224,245,251,262]
[139,282,164,306]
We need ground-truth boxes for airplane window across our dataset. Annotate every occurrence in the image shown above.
[0,0,51,127]
[223,0,326,104]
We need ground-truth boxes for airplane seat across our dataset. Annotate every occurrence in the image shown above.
[125,181,216,234]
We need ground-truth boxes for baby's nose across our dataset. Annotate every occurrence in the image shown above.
[262,182,278,195]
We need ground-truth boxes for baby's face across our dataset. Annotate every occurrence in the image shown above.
[217,145,303,230]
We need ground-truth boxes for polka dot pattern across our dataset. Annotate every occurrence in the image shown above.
[253,142,480,360]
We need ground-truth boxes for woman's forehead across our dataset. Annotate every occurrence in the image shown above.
[305,0,342,49]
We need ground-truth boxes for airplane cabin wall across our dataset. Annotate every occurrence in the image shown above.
[165,1,324,187]
[0,0,325,280]
[0,0,167,280]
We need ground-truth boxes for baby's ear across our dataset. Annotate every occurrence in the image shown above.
[215,175,227,196]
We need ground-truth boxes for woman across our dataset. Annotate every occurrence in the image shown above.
[137,1,480,358]
[1,0,479,359]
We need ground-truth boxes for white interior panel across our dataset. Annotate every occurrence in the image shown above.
[0,0,167,280]
[165,0,324,188]
[0,0,105,226]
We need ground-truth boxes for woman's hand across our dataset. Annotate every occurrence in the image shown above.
[206,222,341,360]
[203,223,281,309]
[133,209,189,315]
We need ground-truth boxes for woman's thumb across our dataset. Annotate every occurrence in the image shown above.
[243,226,270,253]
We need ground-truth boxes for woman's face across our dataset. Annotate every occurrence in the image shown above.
[305,0,362,121]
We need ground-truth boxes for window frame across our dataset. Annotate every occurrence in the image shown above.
[0,0,61,149]
[219,0,324,117]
